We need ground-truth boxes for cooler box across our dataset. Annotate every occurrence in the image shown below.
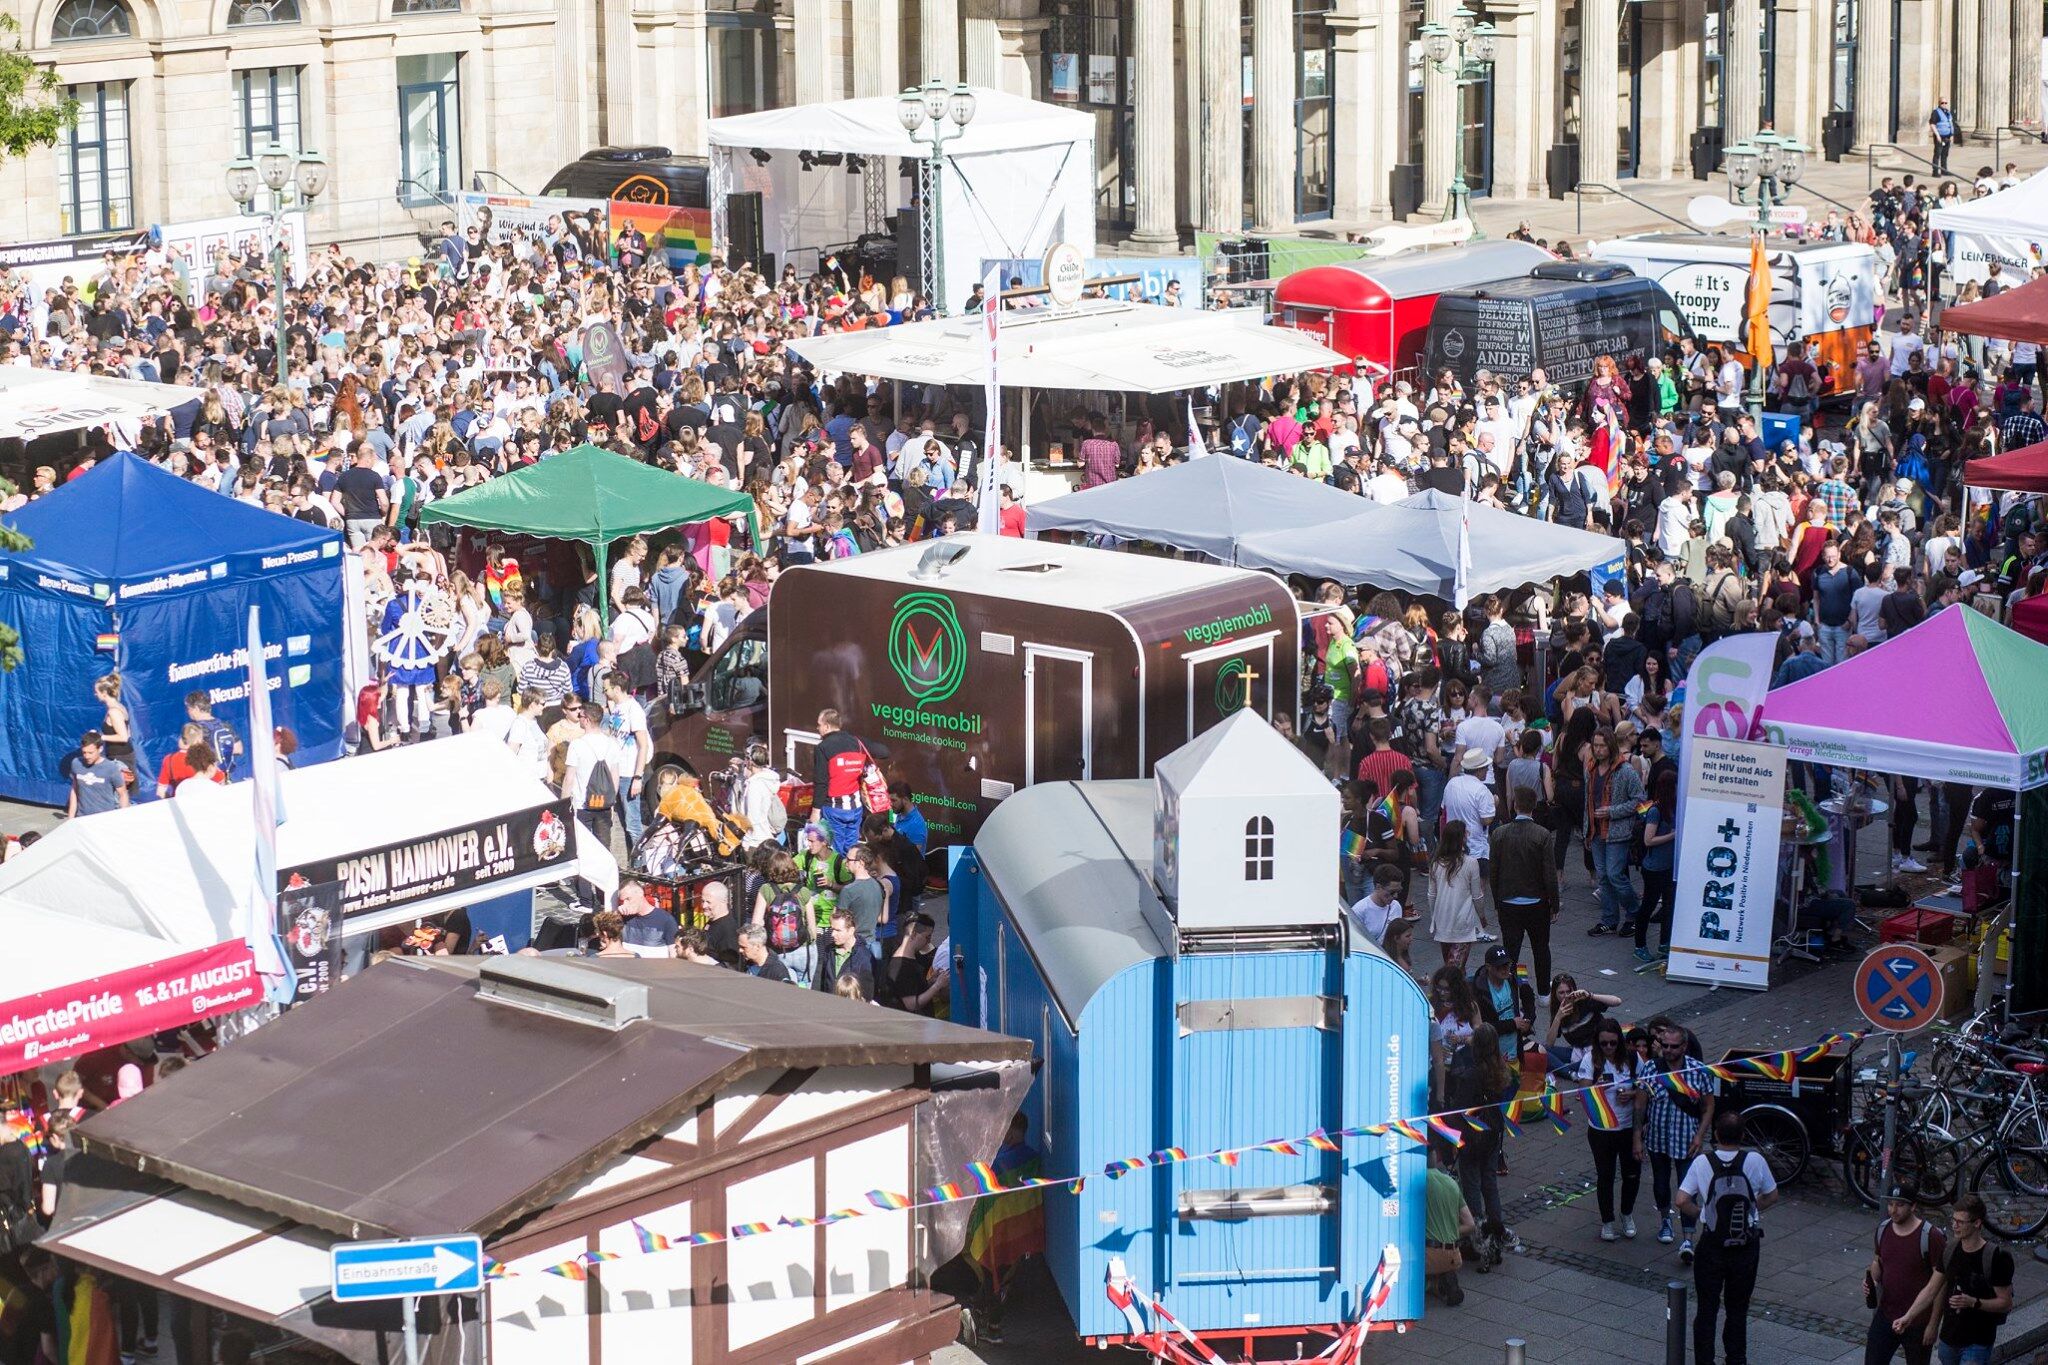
[1928,944,1974,1017]
[1879,907,1957,945]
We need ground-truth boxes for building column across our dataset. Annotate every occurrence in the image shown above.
[1637,0,1691,177]
[1725,0,1761,142]
[1579,0,1617,186]
[964,0,1042,96]
[854,0,904,95]
[1487,0,1543,197]
[921,0,961,81]
[1419,0,1455,214]
[1978,0,2013,134]
[1954,0,1979,132]
[2017,0,2044,124]
[1895,0,1939,144]
[1131,0,1180,244]
[1197,0,1243,231]
[1770,0,1819,145]
[1251,0,1294,227]
[1853,0,1894,146]
[1330,6,1385,220]
[794,0,850,101]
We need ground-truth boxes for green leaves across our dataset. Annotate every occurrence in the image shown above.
[0,13,78,161]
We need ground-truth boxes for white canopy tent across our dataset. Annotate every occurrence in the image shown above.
[706,89,1095,313]
[0,736,618,960]
[1928,169,2048,285]
[0,366,203,442]
[785,299,1348,393]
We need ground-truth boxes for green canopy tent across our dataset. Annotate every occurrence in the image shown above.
[418,444,757,624]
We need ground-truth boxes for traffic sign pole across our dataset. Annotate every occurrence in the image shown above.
[1881,1034,1900,1196]
[402,1293,419,1365]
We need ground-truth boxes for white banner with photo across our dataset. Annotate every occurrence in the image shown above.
[1945,231,2044,287]
[456,191,611,249]
[1667,737,1787,991]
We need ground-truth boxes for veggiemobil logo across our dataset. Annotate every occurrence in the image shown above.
[888,592,967,704]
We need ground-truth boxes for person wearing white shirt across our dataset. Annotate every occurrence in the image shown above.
[1366,461,1411,503]
[1453,690,1508,781]
[1887,320,1926,377]
[1346,865,1406,944]
[467,679,518,745]
[1655,484,1697,558]
[1441,750,1499,864]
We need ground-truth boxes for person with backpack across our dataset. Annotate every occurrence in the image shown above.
[1676,1110,1780,1365]
[750,849,818,986]
[1932,1194,2013,1364]
[1698,546,1747,645]
[737,743,789,850]
[1864,1184,1946,1365]
[1445,1021,1519,1261]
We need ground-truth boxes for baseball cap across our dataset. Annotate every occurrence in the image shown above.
[1793,621,1817,640]
[1959,569,1986,590]
[1484,945,1513,968]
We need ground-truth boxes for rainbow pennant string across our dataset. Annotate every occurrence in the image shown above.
[542,1261,588,1280]
[865,1190,913,1211]
[1462,1109,1491,1133]
[927,1183,967,1202]
[1584,1086,1622,1129]
[1305,1129,1343,1152]
[1500,1111,1524,1139]
[1425,1115,1464,1146]
[684,1231,725,1247]
[1260,1139,1302,1157]
[1147,1147,1190,1166]
[630,1221,670,1254]
[1388,1118,1427,1143]
[1104,1156,1148,1178]
[483,1258,508,1280]
[1212,1150,1242,1167]
[963,1161,1002,1191]
[730,1222,774,1239]
[1661,1068,1703,1101]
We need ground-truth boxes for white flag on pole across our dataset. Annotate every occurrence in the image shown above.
[1453,493,1473,609]
[243,606,293,1002]
[977,264,1004,532]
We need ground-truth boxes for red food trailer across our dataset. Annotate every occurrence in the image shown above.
[1273,240,1553,379]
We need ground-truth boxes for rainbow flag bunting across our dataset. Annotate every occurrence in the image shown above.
[1659,1068,1703,1101]
[1545,1103,1572,1136]
[1213,1149,1242,1167]
[685,1231,725,1246]
[1306,1129,1343,1152]
[1388,1118,1427,1143]
[1462,1110,1490,1133]
[630,1221,669,1254]
[1067,1178,1088,1196]
[1584,1085,1623,1129]
[729,1222,774,1239]
[483,1258,508,1280]
[1104,1156,1148,1178]
[1500,1111,1524,1139]
[1425,1115,1464,1146]
[1261,1139,1302,1157]
[865,1190,913,1211]
[928,1182,968,1202]
[543,1261,588,1280]
[964,1161,1003,1191]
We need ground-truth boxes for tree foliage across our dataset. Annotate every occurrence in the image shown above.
[0,13,77,160]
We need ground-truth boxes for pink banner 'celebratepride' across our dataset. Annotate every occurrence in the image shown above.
[0,940,261,1074]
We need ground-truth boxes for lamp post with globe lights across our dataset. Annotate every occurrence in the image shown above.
[224,142,329,387]
[897,79,976,314]
[1417,7,1497,236]
[1722,130,1806,407]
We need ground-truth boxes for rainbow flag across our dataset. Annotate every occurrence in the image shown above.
[1545,1107,1573,1136]
[1260,1139,1302,1157]
[1306,1129,1343,1152]
[1584,1085,1623,1130]
[482,1259,508,1280]
[729,1222,774,1239]
[1147,1147,1190,1165]
[1342,828,1368,860]
[1104,1156,1148,1178]
[1374,793,1399,825]
[685,1231,725,1246]
[93,632,118,654]
[1659,1068,1704,1101]
[927,1182,968,1202]
[966,1146,1047,1276]
[1426,1115,1465,1146]
[1635,798,1659,817]
[1212,1150,1241,1167]
[543,1261,589,1281]
[865,1189,913,1211]
[630,1221,669,1254]
[1462,1109,1491,1133]
[1500,1111,1525,1139]
[1068,1178,1088,1195]
[1388,1118,1427,1143]
[964,1160,1003,1191]
[65,1271,120,1365]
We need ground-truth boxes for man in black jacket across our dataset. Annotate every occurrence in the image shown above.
[813,909,878,1001]
[1470,944,1539,1054]
[1488,787,1561,990]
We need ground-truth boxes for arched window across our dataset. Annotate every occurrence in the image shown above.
[50,0,132,42]
[1243,816,1275,882]
[391,0,460,12]
[229,0,302,25]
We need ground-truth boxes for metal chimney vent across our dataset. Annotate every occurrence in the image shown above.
[476,957,650,1031]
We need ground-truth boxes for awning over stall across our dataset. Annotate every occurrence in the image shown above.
[0,366,203,441]
[784,299,1347,393]
[1024,453,1374,561]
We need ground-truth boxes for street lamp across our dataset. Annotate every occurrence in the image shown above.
[224,142,329,387]
[897,78,976,314]
[1723,128,1807,408]
[1417,7,1498,238]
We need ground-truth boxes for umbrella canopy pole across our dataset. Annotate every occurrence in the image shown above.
[1021,386,1033,472]
[594,538,611,629]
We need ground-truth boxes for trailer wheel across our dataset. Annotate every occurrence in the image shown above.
[1739,1104,1810,1186]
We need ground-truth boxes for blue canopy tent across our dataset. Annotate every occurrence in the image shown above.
[0,453,347,805]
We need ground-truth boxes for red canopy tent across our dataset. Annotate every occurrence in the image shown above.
[1965,439,2048,493]
[2016,593,2048,647]
[1940,275,2048,346]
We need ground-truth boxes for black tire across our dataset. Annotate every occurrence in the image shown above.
[1970,1148,2048,1241]
[1739,1105,1810,1187]
[1844,1122,1941,1208]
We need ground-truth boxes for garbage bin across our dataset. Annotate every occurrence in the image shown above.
[1546,143,1582,199]
[1823,111,1853,162]
[1689,127,1725,180]
[1390,163,1422,220]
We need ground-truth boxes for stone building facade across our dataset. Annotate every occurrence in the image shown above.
[0,0,2040,250]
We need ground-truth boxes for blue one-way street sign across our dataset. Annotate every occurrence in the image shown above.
[331,1235,485,1302]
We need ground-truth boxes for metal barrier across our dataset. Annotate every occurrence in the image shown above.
[1994,124,2047,171]
[1866,142,1937,191]
[308,188,448,262]
[1573,181,1697,236]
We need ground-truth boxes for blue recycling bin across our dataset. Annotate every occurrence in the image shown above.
[1760,410,1803,454]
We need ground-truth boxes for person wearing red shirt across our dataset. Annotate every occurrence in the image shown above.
[1354,717,1415,796]
[997,485,1026,537]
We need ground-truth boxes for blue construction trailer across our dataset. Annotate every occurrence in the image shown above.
[950,712,1431,1359]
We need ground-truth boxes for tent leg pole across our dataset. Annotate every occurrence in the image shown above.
[893,381,901,428]
[1021,387,1033,494]
[595,541,611,630]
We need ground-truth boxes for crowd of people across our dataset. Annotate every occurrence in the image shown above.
[0,174,2043,1363]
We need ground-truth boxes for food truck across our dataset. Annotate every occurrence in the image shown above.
[649,537,1301,848]
[1587,233,1882,393]
[1422,262,1697,389]
[1272,240,1553,378]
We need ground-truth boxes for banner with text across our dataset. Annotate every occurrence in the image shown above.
[278,878,345,1005]
[0,940,260,1075]
[279,798,575,924]
[456,191,611,250]
[1667,737,1787,990]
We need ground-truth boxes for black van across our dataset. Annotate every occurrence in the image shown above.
[1422,263,1698,390]
[540,146,711,208]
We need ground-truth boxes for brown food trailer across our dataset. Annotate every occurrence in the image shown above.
[761,537,1300,848]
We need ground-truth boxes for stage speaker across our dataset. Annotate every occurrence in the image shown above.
[896,208,922,292]
[726,191,764,272]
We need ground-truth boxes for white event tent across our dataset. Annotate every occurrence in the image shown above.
[0,737,617,1007]
[1928,168,2048,285]
[707,89,1095,312]
[785,298,1348,394]
[0,366,203,442]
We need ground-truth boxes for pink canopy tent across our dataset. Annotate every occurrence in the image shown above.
[1764,605,2048,790]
